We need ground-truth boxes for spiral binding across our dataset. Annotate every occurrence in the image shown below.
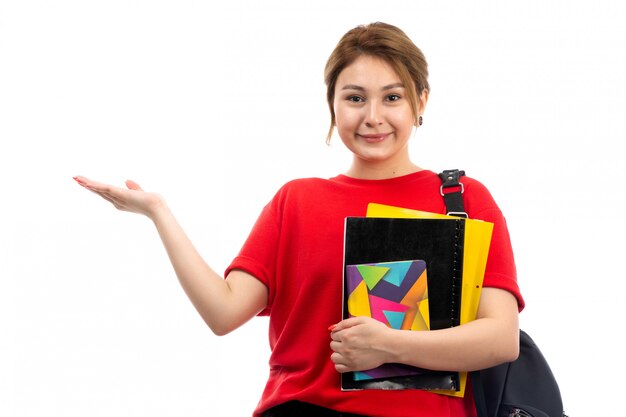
[450,219,464,328]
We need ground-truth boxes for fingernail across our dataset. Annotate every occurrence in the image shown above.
[328,324,337,331]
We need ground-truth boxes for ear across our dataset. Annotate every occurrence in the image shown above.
[418,89,429,115]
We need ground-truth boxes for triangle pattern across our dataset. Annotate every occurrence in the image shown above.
[357,265,389,290]
[347,280,371,318]
[381,261,413,286]
[383,310,406,330]
[369,294,409,324]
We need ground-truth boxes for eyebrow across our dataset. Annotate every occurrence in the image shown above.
[341,83,405,91]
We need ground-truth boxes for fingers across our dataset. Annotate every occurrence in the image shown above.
[330,351,350,373]
[73,176,136,211]
[330,329,352,371]
[330,341,363,374]
[74,175,164,219]
[329,316,367,334]
[330,343,350,373]
[74,176,119,197]
[73,176,89,187]
[75,176,142,193]
[329,317,361,342]
[87,186,129,211]
[125,179,143,191]
[74,176,113,192]
[85,186,117,206]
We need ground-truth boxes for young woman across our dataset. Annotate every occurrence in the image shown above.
[75,22,523,417]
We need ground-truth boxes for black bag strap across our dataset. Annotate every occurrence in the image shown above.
[470,370,489,417]
[438,169,488,417]
[438,169,467,218]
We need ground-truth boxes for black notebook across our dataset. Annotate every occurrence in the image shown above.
[341,217,465,391]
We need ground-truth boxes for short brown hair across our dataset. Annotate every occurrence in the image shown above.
[324,22,430,143]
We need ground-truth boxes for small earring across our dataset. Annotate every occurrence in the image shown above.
[418,115,423,126]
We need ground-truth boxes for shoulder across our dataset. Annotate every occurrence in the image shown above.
[275,177,334,197]
[458,174,504,221]
[460,175,493,197]
[266,177,337,209]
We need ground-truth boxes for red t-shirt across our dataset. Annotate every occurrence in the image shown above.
[226,170,524,417]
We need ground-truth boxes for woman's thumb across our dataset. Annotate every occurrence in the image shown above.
[125,179,143,191]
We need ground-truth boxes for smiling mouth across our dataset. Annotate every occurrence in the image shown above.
[358,133,390,143]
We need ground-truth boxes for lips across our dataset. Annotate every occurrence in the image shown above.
[358,133,390,143]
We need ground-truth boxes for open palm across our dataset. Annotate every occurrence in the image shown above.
[74,176,165,219]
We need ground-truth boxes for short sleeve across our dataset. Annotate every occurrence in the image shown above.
[224,191,283,315]
[464,180,525,311]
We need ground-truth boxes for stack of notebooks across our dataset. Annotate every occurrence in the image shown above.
[341,203,494,397]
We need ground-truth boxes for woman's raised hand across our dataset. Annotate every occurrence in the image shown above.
[74,175,269,335]
[73,176,166,219]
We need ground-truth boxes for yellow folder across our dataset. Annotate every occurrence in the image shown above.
[366,203,494,397]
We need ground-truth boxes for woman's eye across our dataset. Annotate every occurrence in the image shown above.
[386,94,401,102]
[347,96,364,103]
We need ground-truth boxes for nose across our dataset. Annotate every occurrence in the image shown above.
[364,100,383,127]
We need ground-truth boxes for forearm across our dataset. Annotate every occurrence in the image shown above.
[74,175,266,334]
[150,204,265,335]
[383,288,520,371]
[385,316,519,372]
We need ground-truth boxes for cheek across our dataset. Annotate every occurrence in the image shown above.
[391,108,416,130]
[334,106,360,131]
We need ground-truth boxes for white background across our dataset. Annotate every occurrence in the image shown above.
[1,1,624,416]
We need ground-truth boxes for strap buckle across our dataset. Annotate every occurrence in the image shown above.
[446,211,468,218]
[438,169,468,218]
[439,182,464,197]
[439,169,466,193]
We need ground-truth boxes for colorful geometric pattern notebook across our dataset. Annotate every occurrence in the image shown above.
[345,260,430,381]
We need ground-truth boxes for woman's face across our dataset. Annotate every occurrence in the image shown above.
[333,55,424,173]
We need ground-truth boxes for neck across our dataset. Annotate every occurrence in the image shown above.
[345,158,422,180]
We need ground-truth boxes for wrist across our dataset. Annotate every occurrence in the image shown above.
[377,326,401,364]
[383,328,413,365]
[147,196,170,222]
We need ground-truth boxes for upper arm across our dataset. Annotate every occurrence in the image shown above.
[217,269,268,334]
[476,287,519,321]
[476,287,520,360]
